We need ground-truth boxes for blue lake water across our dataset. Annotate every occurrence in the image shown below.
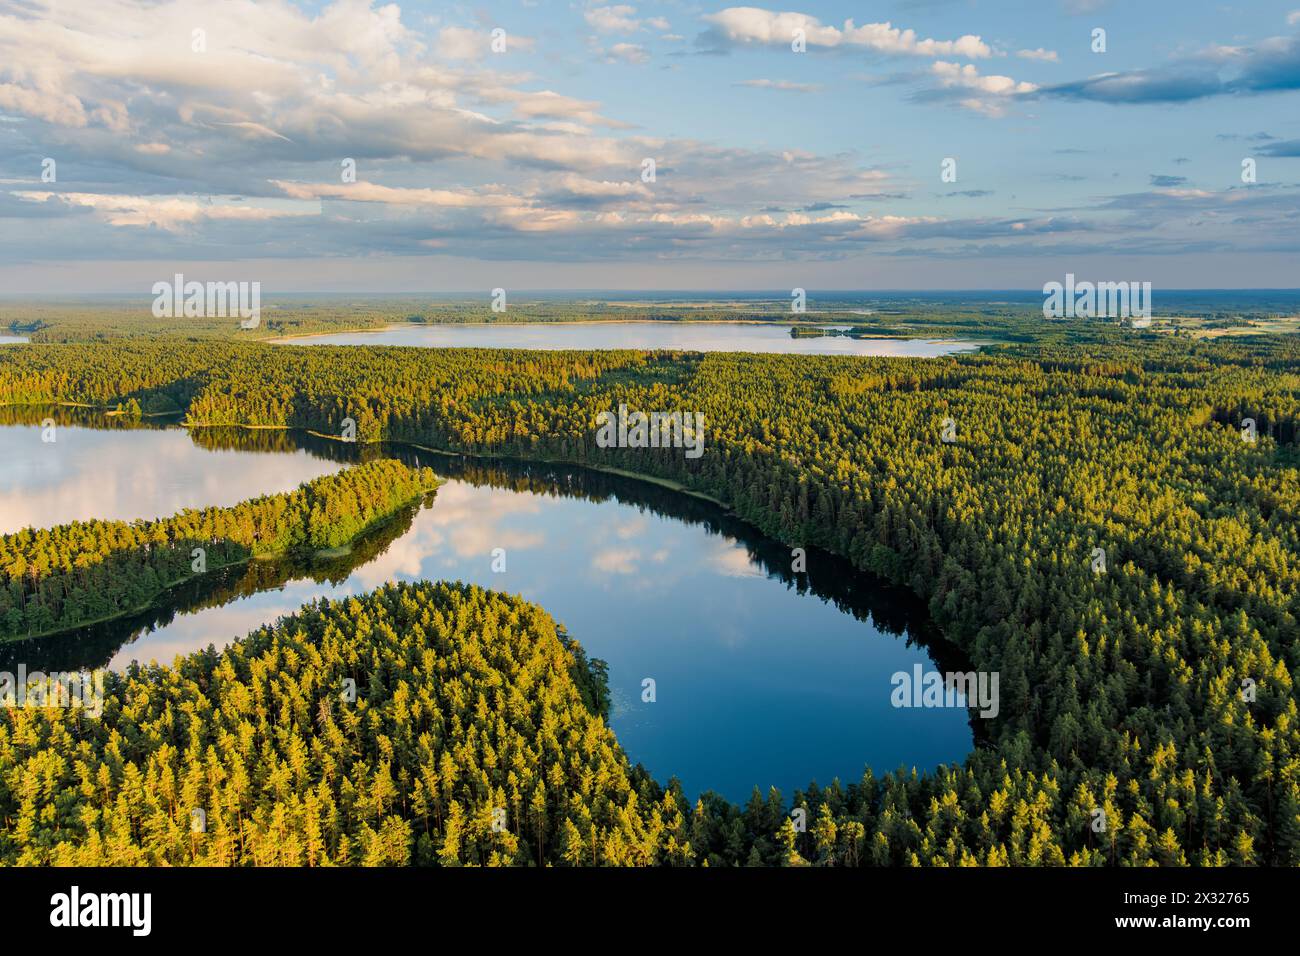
[276,321,979,357]
[0,418,975,801]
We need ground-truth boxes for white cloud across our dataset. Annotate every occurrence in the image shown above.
[704,7,991,58]
[586,5,642,33]
[0,83,87,127]
[0,0,630,174]
[1017,47,1059,62]
[583,5,670,36]
[272,180,520,207]
[549,173,652,199]
[474,86,626,127]
[954,97,1006,117]
[437,26,536,60]
[932,61,1037,95]
[12,191,319,230]
[0,0,1074,266]
[929,60,1037,112]
[437,26,490,60]
[608,42,649,63]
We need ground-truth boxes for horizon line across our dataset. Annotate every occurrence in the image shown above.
[4,288,1300,299]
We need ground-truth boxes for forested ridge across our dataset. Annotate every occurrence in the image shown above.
[0,459,440,641]
[0,334,1297,865]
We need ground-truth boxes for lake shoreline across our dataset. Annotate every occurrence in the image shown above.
[264,320,983,352]
[0,475,440,646]
[177,419,736,511]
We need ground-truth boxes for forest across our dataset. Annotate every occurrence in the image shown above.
[7,292,1294,349]
[0,582,658,866]
[0,330,1297,865]
[0,459,440,641]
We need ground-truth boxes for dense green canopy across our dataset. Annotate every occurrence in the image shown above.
[0,332,1297,865]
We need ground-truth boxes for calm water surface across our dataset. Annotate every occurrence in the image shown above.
[0,416,338,533]
[278,322,978,357]
[0,418,974,800]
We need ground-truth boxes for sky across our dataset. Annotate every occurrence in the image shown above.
[0,0,1298,292]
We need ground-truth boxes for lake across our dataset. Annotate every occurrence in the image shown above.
[0,412,339,533]
[0,415,974,801]
[275,322,979,356]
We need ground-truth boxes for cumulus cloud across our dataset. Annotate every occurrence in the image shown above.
[0,83,88,127]
[437,25,535,60]
[931,61,1037,95]
[916,61,1036,115]
[1,0,1290,275]
[541,173,653,204]
[584,4,671,36]
[586,5,642,33]
[436,27,488,61]
[0,0,641,183]
[607,42,650,63]
[702,6,992,58]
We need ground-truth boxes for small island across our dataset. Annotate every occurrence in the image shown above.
[0,460,441,641]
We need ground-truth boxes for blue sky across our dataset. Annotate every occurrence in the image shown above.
[1,0,1298,291]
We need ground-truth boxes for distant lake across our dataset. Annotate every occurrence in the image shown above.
[0,335,27,345]
[0,416,975,801]
[276,322,979,356]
